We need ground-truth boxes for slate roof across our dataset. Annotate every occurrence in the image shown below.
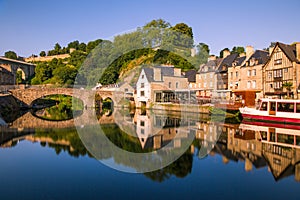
[216,53,239,72]
[241,50,269,67]
[143,66,178,82]
[198,58,222,73]
[277,42,299,63]
[185,69,197,82]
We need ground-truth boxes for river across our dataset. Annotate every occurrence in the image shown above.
[0,108,299,200]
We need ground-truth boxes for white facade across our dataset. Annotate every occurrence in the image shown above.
[136,69,151,104]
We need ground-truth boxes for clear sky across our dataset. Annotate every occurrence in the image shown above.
[0,0,299,57]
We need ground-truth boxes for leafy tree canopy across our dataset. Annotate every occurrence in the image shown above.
[4,50,18,59]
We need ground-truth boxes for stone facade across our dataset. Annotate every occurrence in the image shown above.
[0,66,14,85]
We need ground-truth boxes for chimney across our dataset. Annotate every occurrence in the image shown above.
[239,52,246,57]
[296,42,300,61]
[246,46,254,58]
[174,68,181,76]
[223,49,231,58]
[153,67,161,81]
[208,55,217,61]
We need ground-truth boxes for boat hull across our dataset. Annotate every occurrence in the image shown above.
[241,113,300,124]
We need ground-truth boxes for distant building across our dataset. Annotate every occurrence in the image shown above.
[263,42,300,99]
[228,46,269,106]
[136,65,189,108]
[196,56,222,101]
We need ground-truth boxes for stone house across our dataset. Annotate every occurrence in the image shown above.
[263,42,300,99]
[228,46,269,106]
[136,65,189,107]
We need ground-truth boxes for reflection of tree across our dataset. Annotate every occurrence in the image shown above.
[34,128,92,158]
[143,150,193,182]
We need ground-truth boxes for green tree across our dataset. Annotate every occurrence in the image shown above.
[39,51,46,57]
[16,70,23,84]
[196,42,210,64]
[78,42,87,52]
[86,39,102,53]
[67,40,80,50]
[231,46,245,55]
[171,23,193,39]
[283,82,293,98]
[144,19,171,28]
[4,50,17,59]
[219,48,230,58]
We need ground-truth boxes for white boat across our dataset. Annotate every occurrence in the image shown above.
[239,98,300,124]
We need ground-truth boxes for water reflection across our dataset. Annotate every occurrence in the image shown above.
[1,109,300,182]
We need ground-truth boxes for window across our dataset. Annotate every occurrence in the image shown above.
[252,69,256,76]
[236,71,238,78]
[252,80,256,89]
[247,81,251,89]
[284,68,288,73]
[141,75,144,79]
[247,70,251,77]
[141,129,144,134]
[260,102,268,111]
[210,73,213,78]
[230,72,233,79]
[277,102,294,112]
[268,72,272,79]
[140,91,145,96]
[125,88,128,92]
[204,82,207,88]
[274,69,282,78]
[296,103,300,113]
[168,82,171,88]
[141,83,144,88]
[140,120,145,126]
[274,59,282,65]
[176,82,179,89]
[209,81,213,87]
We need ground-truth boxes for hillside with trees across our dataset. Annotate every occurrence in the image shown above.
[29,19,210,86]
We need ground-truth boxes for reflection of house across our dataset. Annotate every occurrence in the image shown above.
[228,47,269,106]
[136,65,189,108]
[135,110,191,149]
[239,122,300,181]
[263,42,300,99]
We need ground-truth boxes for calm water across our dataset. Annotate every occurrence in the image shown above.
[0,109,299,200]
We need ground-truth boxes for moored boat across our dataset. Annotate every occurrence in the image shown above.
[239,98,300,124]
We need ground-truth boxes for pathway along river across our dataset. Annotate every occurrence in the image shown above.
[0,108,299,200]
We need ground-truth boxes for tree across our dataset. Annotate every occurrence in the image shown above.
[67,40,80,50]
[283,82,293,98]
[39,51,46,57]
[86,39,102,53]
[219,48,230,58]
[144,19,171,29]
[16,70,23,84]
[231,46,245,55]
[4,50,17,59]
[171,23,193,39]
[196,43,210,64]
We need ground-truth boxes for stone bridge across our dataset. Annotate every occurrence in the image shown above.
[0,56,35,81]
[9,86,120,107]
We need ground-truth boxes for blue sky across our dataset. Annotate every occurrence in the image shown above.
[0,0,299,57]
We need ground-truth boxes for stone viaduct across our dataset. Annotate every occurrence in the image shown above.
[0,56,35,81]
